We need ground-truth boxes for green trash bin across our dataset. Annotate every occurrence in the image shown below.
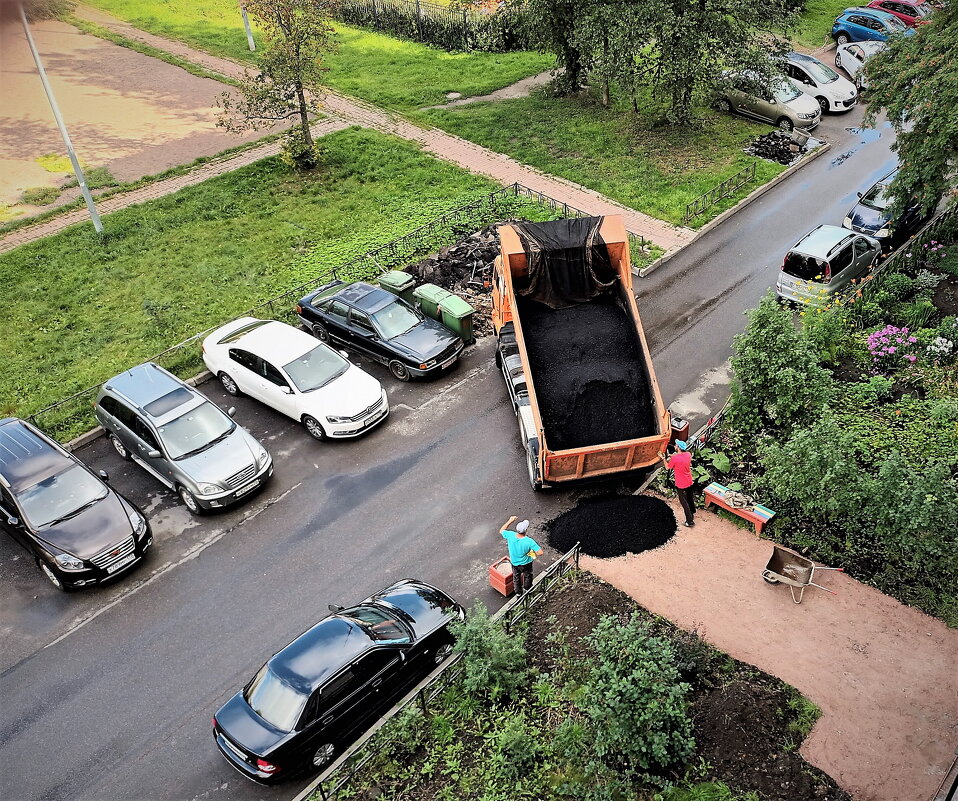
[378,270,416,305]
[413,283,452,321]
[439,294,475,344]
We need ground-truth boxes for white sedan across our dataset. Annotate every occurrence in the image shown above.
[202,318,388,441]
[834,41,887,90]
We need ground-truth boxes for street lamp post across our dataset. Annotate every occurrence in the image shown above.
[18,1,103,234]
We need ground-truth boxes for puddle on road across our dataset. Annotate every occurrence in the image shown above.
[831,151,855,167]
[845,126,883,143]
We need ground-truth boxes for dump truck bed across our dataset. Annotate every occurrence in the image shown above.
[493,216,669,487]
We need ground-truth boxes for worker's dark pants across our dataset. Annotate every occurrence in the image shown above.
[676,485,696,525]
[512,562,533,596]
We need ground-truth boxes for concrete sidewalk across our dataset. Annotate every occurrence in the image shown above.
[585,498,958,801]
[0,5,693,254]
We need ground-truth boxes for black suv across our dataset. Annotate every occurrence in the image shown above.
[0,418,152,591]
[212,580,464,782]
[295,281,463,381]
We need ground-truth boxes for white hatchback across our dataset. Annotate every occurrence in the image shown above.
[202,318,388,441]
[784,51,858,113]
[834,40,887,90]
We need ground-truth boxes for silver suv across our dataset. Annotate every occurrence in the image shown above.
[777,224,882,305]
[94,363,273,514]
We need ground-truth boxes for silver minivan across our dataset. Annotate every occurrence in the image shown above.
[776,224,882,305]
[94,363,273,514]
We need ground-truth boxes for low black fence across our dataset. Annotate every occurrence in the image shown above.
[25,184,651,442]
[683,161,757,224]
[295,542,581,801]
[331,0,530,52]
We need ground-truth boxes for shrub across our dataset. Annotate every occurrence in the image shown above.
[728,293,834,434]
[898,299,937,330]
[866,324,920,370]
[800,297,852,366]
[450,602,527,701]
[580,613,694,781]
[492,711,540,780]
[20,186,60,205]
[881,272,915,301]
[914,269,943,296]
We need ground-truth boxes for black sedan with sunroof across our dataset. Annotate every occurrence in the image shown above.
[212,580,464,783]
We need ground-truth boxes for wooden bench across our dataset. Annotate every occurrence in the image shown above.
[703,482,775,535]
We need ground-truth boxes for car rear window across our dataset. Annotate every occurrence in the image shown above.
[782,252,829,281]
[244,664,307,732]
[217,320,270,345]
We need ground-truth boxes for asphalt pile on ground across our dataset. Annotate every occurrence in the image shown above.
[746,131,807,165]
[546,495,677,559]
[405,223,504,338]
[517,293,654,450]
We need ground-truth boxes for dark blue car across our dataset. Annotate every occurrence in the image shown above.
[842,168,931,248]
[832,7,916,43]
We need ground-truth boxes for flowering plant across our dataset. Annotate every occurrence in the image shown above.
[866,324,920,372]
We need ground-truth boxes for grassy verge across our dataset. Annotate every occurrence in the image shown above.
[0,128,548,433]
[418,90,787,228]
[84,0,552,111]
[792,0,848,50]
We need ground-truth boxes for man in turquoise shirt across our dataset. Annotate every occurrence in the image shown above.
[500,515,543,598]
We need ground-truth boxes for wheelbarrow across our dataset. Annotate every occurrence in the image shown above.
[761,545,843,604]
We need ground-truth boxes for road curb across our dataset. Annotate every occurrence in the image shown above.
[62,370,213,453]
[638,139,834,278]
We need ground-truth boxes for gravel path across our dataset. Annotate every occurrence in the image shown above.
[586,496,958,801]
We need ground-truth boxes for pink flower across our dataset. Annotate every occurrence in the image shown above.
[888,347,897,353]
[906,355,917,362]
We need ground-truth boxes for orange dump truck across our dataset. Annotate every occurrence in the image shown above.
[492,215,669,489]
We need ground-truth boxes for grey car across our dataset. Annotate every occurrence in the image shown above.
[776,224,882,305]
[94,363,273,514]
[718,72,822,131]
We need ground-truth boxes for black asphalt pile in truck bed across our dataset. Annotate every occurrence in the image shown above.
[546,495,677,558]
[517,293,654,450]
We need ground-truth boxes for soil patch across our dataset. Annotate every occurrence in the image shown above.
[517,294,654,449]
[546,495,676,558]
[828,353,867,383]
[932,272,958,317]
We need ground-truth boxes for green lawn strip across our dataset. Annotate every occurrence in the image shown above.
[0,128,554,435]
[418,91,786,228]
[792,0,850,50]
[83,0,552,112]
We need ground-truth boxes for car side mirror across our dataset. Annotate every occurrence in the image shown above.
[227,407,236,417]
[328,603,344,613]
[857,191,863,198]
[6,516,19,527]
[281,386,293,395]
[147,449,162,459]
[98,469,109,482]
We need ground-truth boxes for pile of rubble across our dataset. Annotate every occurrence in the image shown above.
[745,131,807,165]
[405,223,505,338]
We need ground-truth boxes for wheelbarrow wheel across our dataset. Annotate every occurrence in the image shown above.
[762,571,780,584]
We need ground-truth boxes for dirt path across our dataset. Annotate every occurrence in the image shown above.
[584,497,958,801]
[0,5,693,254]
[420,69,554,109]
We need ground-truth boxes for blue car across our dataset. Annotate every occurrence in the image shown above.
[832,7,916,43]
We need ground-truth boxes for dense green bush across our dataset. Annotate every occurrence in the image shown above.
[450,602,528,701]
[580,613,695,781]
[728,293,834,433]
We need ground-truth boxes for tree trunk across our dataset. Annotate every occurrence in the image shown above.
[295,81,313,148]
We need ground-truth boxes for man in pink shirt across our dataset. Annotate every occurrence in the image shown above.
[659,440,696,527]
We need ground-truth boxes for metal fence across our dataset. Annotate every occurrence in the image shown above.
[24,184,650,442]
[295,542,581,801]
[683,161,758,224]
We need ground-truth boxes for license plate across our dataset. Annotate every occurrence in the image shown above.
[107,553,136,574]
[440,355,458,369]
[365,408,387,426]
[220,735,247,761]
[234,479,260,498]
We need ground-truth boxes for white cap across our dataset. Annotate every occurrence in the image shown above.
[516,519,530,533]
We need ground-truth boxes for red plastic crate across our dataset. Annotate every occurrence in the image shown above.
[489,556,514,596]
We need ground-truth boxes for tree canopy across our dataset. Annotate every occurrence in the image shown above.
[863,5,958,215]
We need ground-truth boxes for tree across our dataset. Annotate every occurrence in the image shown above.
[862,6,958,216]
[521,0,588,94]
[217,0,336,169]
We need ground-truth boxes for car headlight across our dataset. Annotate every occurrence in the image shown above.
[799,111,818,119]
[843,216,854,228]
[195,482,222,496]
[55,553,84,570]
[874,228,891,238]
[254,444,270,468]
[326,415,352,424]
[420,359,437,369]
[127,508,148,539]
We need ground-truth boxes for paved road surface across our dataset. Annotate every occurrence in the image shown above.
[0,105,901,801]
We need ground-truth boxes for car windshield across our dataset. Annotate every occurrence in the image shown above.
[244,665,307,732]
[915,3,931,16]
[803,60,840,84]
[16,464,107,528]
[283,345,349,393]
[861,181,893,211]
[157,401,235,460]
[370,302,421,340]
[884,13,907,29]
[773,80,802,103]
[782,252,829,282]
[342,605,411,642]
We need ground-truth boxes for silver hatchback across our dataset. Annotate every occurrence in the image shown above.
[719,72,822,131]
[94,363,273,514]
[776,224,882,305]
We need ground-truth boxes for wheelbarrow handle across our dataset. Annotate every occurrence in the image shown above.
[809,582,837,594]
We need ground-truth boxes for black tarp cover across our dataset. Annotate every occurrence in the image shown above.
[512,217,617,309]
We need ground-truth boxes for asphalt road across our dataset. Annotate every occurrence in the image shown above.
[0,103,901,801]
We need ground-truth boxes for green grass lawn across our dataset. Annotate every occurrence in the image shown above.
[84,0,552,111]
[792,0,851,49]
[0,129,507,426]
[418,91,787,227]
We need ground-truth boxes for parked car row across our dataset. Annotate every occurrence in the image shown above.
[3,284,467,590]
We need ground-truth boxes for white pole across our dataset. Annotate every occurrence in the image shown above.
[240,5,256,51]
[19,2,102,233]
